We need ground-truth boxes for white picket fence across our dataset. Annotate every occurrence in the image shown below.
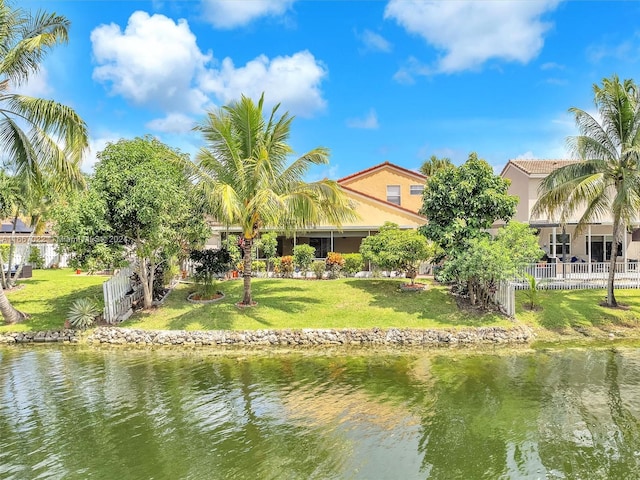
[102,266,143,324]
[2,243,69,268]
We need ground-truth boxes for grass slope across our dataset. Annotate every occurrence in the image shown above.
[125,278,509,331]
[1,269,106,332]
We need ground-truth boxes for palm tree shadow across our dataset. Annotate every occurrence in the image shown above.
[346,278,503,326]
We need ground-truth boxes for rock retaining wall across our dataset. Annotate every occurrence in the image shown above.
[84,325,534,347]
[0,329,80,344]
[0,326,535,347]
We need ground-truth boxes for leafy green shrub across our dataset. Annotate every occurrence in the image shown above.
[293,244,315,275]
[28,246,45,269]
[311,261,326,279]
[190,248,232,297]
[252,260,266,273]
[67,298,99,329]
[0,244,9,263]
[325,252,345,279]
[342,253,363,276]
[524,273,542,310]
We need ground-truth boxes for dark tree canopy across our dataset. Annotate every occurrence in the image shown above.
[419,152,517,256]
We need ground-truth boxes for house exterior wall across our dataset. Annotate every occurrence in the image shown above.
[339,167,425,213]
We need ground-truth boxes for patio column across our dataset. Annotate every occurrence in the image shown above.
[552,226,557,260]
[587,225,592,270]
[330,230,334,253]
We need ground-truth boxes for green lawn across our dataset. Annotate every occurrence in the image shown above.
[4,269,640,339]
[1,268,106,332]
[124,278,510,331]
[516,288,640,336]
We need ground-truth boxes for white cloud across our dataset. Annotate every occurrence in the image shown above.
[384,0,561,74]
[541,62,565,70]
[14,67,52,97]
[146,113,195,134]
[91,12,328,119]
[346,109,379,129]
[358,30,392,53]
[202,0,295,29]
[199,51,327,117]
[91,11,211,113]
[515,151,537,160]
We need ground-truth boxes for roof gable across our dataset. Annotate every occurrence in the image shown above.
[501,159,580,177]
[338,161,426,185]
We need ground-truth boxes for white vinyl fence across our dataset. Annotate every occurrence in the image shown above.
[493,261,640,317]
[2,243,69,268]
[102,266,143,324]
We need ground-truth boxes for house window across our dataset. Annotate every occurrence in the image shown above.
[549,233,571,256]
[410,184,424,195]
[387,185,401,205]
[309,238,330,258]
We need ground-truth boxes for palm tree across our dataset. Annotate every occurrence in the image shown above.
[419,155,453,176]
[192,94,356,306]
[532,75,640,307]
[0,1,88,324]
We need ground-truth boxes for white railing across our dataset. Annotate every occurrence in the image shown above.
[514,261,640,290]
[102,266,143,323]
[494,281,515,317]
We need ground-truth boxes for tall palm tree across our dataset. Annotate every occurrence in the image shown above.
[419,155,453,176]
[193,94,356,306]
[0,1,88,324]
[532,75,640,307]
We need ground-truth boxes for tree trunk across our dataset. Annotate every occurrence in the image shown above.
[139,259,154,310]
[5,213,18,282]
[241,239,254,305]
[606,218,621,307]
[10,229,35,288]
[0,249,7,291]
[0,282,27,324]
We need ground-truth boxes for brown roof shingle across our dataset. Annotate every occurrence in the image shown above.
[504,159,580,176]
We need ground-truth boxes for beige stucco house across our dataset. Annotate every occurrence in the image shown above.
[500,159,640,265]
[208,161,428,258]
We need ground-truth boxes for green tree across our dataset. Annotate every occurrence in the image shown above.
[420,153,517,258]
[57,137,209,309]
[192,94,356,305]
[419,155,454,176]
[293,243,315,276]
[533,75,640,307]
[443,222,543,309]
[360,222,434,285]
[0,1,88,324]
[256,232,278,274]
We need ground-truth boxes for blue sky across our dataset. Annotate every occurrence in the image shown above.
[20,0,640,179]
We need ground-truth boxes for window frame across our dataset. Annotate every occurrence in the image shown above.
[386,185,401,205]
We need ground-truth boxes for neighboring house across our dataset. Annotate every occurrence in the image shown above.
[0,218,67,267]
[209,161,428,258]
[500,159,640,264]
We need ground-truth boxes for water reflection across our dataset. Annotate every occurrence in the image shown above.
[0,346,639,479]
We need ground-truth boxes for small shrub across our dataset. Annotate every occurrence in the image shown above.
[311,261,326,279]
[524,273,542,310]
[252,260,266,273]
[67,297,99,329]
[280,255,294,278]
[325,252,345,279]
[342,253,363,276]
[293,244,315,276]
[28,246,45,269]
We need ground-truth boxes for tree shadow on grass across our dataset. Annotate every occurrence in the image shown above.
[3,284,104,331]
[520,290,634,333]
[345,278,506,327]
[127,281,320,331]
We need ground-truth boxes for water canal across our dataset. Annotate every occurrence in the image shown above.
[1,344,639,479]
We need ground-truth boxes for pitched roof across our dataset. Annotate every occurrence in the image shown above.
[502,159,580,176]
[0,218,32,234]
[340,185,427,220]
[337,161,426,184]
